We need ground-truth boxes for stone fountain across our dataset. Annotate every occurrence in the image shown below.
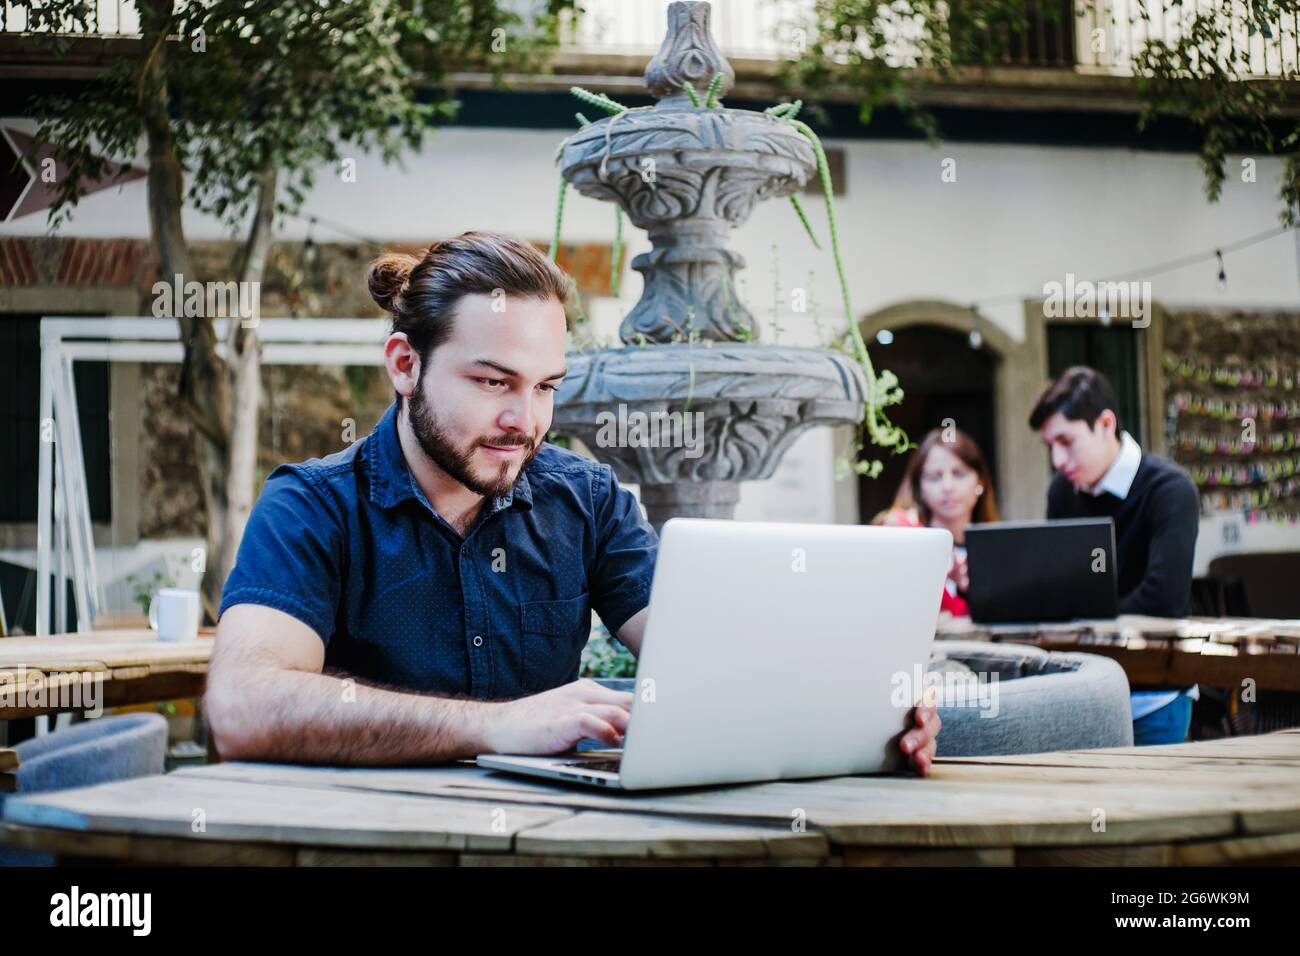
[553,0,867,533]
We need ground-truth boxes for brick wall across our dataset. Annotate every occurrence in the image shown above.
[0,235,615,301]
[0,236,156,292]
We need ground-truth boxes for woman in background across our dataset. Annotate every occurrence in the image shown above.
[874,427,999,617]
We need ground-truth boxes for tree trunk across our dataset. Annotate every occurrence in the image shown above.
[210,161,276,621]
[138,0,232,625]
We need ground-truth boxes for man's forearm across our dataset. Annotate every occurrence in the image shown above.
[207,665,494,766]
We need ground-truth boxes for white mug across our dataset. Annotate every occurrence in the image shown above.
[149,588,201,642]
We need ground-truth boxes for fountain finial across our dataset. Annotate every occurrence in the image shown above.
[644,1,734,103]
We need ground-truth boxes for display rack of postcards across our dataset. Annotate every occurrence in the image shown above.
[1164,310,1300,528]
[1163,313,1300,525]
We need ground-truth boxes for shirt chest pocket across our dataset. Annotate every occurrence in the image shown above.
[519,592,591,694]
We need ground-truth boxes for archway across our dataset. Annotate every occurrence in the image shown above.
[857,324,998,523]
[856,301,1019,524]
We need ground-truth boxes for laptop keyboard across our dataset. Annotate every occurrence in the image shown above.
[559,758,622,773]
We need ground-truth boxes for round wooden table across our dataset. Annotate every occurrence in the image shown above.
[3,731,1300,866]
[935,613,1300,692]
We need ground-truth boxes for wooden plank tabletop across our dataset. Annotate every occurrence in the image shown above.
[936,614,1300,691]
[937,613,1300,645]
[0,629,211,719]
[2,731,1299,866]
[0,629,213,671]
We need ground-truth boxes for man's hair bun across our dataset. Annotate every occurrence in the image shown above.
[367,252,419,313]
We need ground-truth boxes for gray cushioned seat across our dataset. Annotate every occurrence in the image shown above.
[927,640,1133,756]
[1,712,169,866]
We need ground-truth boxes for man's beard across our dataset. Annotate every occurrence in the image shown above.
[406,384,537,499]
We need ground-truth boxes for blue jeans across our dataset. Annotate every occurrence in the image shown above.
[1132,693,1193,746]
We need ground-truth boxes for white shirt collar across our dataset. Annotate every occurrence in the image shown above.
[1085,430,1142,499]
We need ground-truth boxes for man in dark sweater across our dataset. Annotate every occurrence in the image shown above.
[1029,366,1200,616]
[1029,367,1201,745]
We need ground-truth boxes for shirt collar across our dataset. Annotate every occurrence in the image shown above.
[365,400,533,513]
[1086,430,1142,499]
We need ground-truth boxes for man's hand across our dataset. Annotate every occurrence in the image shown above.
[480,678,634,755]
[900,702,941,776]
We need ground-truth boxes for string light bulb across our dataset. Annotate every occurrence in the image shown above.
[1294,208,1300,289]
[302,216,319,269]
[1216,249,1227,293]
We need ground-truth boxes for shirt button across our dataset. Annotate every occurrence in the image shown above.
[473,635,484,647]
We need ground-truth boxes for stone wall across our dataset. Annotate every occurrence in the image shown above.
[2,233,612,540]
[138,362,394,539]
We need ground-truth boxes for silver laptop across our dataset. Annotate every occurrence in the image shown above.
[477,517,952,791]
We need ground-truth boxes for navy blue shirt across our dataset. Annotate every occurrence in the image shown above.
[218,400,659,700]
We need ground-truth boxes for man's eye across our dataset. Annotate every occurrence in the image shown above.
[537,383,559,392]
[478,378,505,388]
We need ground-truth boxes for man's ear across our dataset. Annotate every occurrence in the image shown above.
[384,332,420,399]
[1093,408,1118,439]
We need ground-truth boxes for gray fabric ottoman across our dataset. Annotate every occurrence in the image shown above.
[927,640,1133,757]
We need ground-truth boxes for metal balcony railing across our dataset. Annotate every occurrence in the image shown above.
[557,0,808,59]
[3,0,141,36]
[4,0,1298,80]
[1075,0,1299,77]
[558,0,1300,79]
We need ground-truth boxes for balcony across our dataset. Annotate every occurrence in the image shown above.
[3,0,1299,112]
[553,0,1299,77]
[3,0,139,35]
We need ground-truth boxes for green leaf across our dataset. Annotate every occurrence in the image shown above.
[704,72,724,108]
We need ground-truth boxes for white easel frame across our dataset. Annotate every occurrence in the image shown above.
[37,316,391,637]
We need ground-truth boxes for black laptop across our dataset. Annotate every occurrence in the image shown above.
[963,518,1119,623]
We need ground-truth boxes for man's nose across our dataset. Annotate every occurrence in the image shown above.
[500,390,536,437]
[1051,446,1068,470]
